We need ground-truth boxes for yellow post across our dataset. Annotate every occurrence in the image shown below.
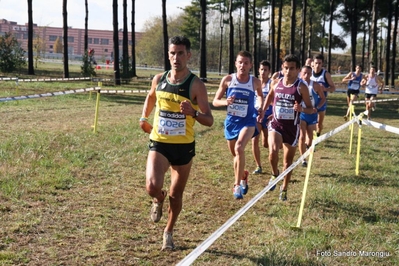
[348,105,355,154]
[295,146,315,229]
[355,115,363,176]
[92,90,101,133]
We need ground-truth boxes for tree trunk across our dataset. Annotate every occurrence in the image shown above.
[300,0,307,65]
[113,0,121,85]
[391,0,398,88]
[385,0,392,87]
[162,0,170,70]
[27,0,34,75]
[307,7,312,58]
[228,0,234,74]
[122,0,129,79]
[131,0,137,77]
[277,0,283,68]
[346,0,358,72]
[327,0,334,72]
[361,22,366,70]
[270,0,276,72]
[218,4,224,76]
[63,0,69,78]
[244,0,249,51]
[200,0,207,80]
[290,0,296,54]
[321,15,325,55]
[252,0,258,77]
[84,0,88,52]
[369,0,378,66]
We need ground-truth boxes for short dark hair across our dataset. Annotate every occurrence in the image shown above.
[313,53,324,62]
[302,65,312,71]
[237,50,253,63]
[283,54,300,69]
[356,64,363,70]
[260,60,271,69]
[169,36,191,52]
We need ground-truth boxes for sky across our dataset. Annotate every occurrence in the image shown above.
[0,0,347,52]
[0,0,192,32]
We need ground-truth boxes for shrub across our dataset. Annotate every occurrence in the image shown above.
[0,32,26,73]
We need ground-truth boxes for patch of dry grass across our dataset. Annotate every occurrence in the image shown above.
[0,76,398,265]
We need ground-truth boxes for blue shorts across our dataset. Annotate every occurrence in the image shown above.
[224,117,257,140]
[300,113,318,125]
[317,102,327,112]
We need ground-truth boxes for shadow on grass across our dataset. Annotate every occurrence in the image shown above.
[337,173,399,188]
[193,249,325,266]
[312,197,399,224]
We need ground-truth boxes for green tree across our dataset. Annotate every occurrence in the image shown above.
[33,30,46,68]
[81,51,96,77]
[136,17,182,67]
[181,2,201,50]
[54,37,63,53]
[0,32,26,73]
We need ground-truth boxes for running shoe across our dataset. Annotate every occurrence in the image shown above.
[240,170,249,195]
[302,160,307,167]
[279,186,287,201]
[252,166,262,174]
[269,174,278,191]
[233,184,243,199]
[150,190,166,223]
[162,231,175,251]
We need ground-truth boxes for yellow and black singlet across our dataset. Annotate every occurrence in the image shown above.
[150,71,199,144]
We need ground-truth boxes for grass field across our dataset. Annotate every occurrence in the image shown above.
[0,67,399,265]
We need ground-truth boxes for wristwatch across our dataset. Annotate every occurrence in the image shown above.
[193,110,199,118]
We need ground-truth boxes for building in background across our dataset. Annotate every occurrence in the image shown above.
[0,18,142,63]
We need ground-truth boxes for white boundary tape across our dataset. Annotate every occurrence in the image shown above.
[363,119,399,135]
[0,87,99,102]
[353,97,399,104]
[98,89,149,94]
[0,77,91,82]
[177,118,358,265]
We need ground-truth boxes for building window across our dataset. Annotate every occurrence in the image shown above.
[68,36,74,42]
[49,35,58,41]
[23,33,28,39]
[94,38,99,44]
[49,45,53,49]
[104,49,108,52]
[88,38,92,44]
[101,39,109,45]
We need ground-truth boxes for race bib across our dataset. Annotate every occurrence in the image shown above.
[352,81,360,90]
[157,110,186,136]
[275,106,295,120]
[227,99,248,117]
